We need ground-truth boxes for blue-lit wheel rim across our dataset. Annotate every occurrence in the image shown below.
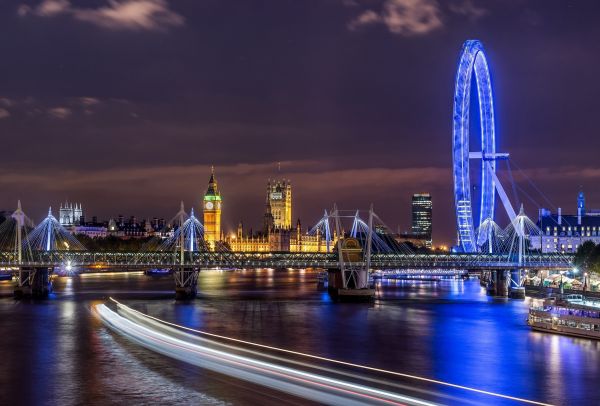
[452,40,496,253]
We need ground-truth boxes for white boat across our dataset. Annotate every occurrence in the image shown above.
[528,294,600,340]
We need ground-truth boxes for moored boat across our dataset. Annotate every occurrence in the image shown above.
[528,294,600,340]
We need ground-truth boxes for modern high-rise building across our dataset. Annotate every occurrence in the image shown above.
[203,168,222,250]
[59,202,83,226]
[266,179,292,230]
[411,193,432,248]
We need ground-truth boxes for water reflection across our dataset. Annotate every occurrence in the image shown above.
[0,270,597,405]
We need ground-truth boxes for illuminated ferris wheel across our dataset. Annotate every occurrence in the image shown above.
[452,40,516,253]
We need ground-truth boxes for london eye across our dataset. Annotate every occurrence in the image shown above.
[452,40,507,253]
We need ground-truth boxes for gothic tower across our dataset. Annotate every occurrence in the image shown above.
[263,194,274,234]
[266,179,292,229]
[203,167,222,250]
[59,201,83,226]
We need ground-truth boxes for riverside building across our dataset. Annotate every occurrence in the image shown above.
[227,178,334,253]
[532,191,600,253]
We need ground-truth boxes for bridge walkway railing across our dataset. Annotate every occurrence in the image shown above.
[0,250,573,270]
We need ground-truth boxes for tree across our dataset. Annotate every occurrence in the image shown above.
[574,241,597,272]
[591,244,600,275]
[74,234,154,251]
[574,241,600,276]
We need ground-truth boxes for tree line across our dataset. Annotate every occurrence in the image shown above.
[574,241,600,275]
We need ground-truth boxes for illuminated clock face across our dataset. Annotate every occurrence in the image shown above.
[205,201,214,210]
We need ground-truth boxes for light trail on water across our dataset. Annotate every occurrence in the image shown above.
[95,303,434,406]
[106,298,552,406]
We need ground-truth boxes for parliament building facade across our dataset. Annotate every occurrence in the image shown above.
[201,172,333,253]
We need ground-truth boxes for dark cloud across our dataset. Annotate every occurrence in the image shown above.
[0,0,599,244]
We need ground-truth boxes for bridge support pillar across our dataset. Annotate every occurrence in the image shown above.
[326,267,374,302]
[14,267,53,299]
[480,271,490,288]
[174,268,199,300]
[326,268,341,295]
[509,269,525,299]
[486,270,509,297]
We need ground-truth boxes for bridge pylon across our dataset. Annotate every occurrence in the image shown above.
[14,206,86,298]
[10,202,43,298]
[174,267,199,300]
[326,204,375,301]
[174,202,197,300]
[14,267,53,299]
[10,204,58,298]
[159,203,206,300]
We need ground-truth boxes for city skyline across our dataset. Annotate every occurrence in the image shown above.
[10,165,600,247]
[1,1,600,245]
[1,4,599,405]
[45,170,428,238]
[6,166,439,238]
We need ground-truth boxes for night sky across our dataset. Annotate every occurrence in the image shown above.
[1,0,600,245]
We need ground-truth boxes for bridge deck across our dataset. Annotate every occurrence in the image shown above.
[0,251,573,271]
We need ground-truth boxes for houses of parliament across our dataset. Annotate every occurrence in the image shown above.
[202,170,332,252]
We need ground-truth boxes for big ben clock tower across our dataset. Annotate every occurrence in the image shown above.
[203,167,222,250]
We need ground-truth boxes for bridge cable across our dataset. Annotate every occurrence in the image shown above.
[510,160,557,211]
[506,160,521,209]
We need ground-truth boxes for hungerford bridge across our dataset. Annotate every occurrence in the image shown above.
[0,40,572,299]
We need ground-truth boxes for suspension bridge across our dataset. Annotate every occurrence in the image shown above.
[0,39,574,299]
[0,199,571,299]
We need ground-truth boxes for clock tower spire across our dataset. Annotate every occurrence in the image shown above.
[203,167,222,250]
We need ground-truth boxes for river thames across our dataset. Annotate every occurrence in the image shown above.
[0,270,598,405]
